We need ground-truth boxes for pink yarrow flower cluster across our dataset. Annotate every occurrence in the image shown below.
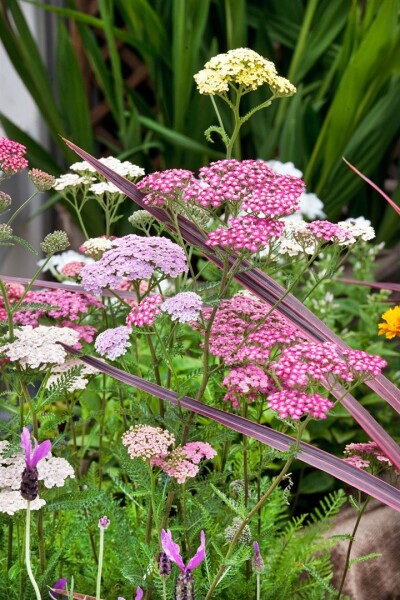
[0,282,25,322]
[197,294,305,365]
[151,442,217,483]
[273,341,387,388]
[137,169,195,206]
[59,261,86,279]
[122,425,217,484]
[13,289,101,327]
[306,220,354,244]
[126,294,163,327]
[223,364,273,409]
[122,425,175,460]
[184,159,305,212]
[80,235,187,295]
[207,215,284,252]
[267,389,334,420]
[343,441,394,470]
[161,292,203,323]
[0,137,28,175]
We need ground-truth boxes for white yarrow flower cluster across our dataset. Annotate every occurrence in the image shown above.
[0,441,74,515]
[53,173,95,191]
[70,157,145,179]
[89,181,121,195]
[80,237,114,258]
[1,325,80,369]
[338,216,375,242]
[47,359,99,392]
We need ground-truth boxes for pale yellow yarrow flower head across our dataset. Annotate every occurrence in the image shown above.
[194,48,296,97]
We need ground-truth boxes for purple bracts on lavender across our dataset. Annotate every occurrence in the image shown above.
[20,428,51,470]
[80,235,187,294]
[51,577,68,599]
[252,541,264,573]
[95,326,131,361]
[161,292,203,323]
[161,529,206,573]
[20,427,51,501]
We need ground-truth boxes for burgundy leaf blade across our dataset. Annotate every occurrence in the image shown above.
[343,157,400,216]
[337,278,400,292]
[63,345,400,513]
[62,140,400,469]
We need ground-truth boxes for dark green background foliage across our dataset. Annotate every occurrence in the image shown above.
[1,0,399,239]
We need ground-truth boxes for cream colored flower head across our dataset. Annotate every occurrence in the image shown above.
[194,48,277,94]
[194,48,296,98]
[268,76,297,98]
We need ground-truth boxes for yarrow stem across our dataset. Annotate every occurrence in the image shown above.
[336,494,371,600]
[204,418,309,600]
[25,502,42,600]
[7,191,38,226]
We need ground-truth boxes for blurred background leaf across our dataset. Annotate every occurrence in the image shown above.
[0,0,399,240]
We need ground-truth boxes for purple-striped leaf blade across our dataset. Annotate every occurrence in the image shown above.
[62,141,400,470]
[63,345,400,513]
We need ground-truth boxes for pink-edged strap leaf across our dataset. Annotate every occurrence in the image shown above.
[62,346,400,513]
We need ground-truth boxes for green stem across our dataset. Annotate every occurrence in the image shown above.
[336,495,371,599]
[25,503,42,600]
[96,527,105,600]
[7,192,38,226]
[256,572,260,600]
[226,86,243,159]
[13,256,52,312]
[205,420,308,600]
[7,522,13,571]
[0,278,14,340]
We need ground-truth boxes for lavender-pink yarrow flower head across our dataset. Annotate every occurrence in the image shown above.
[161,529,205,573]
[20,427,51,470]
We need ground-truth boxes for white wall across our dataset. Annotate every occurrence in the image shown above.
[0,3,49,276]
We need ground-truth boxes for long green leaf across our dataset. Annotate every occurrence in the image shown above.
[0,113,61,173]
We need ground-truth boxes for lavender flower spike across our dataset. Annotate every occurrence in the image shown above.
[20,427,51,469]
[135,588,144,600]
[161,529,206,572]
[50,577,67,598]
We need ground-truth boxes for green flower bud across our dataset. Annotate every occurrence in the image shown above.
[0,223,13,241]
[40,230,70,256]
[128,210,154,229]
[0,191,12,211]
[29,169,55,191]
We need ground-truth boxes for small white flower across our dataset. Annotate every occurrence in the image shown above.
[98,157,145,179]
[53,174,94,191]
[338,216,375,242]
[298,192,326,220]
[89,181,121,195]
[266,160,303,178]
[1,325,80,369]
[69,160,97,173]
[80,237,114,257]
